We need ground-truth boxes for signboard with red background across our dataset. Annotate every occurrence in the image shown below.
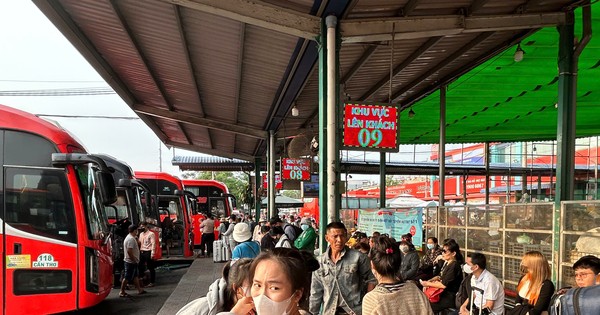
[281,158,311,181]
[343,103,399,152]
[262,173,282,190]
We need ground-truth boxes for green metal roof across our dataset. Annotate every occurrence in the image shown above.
[401,4,600,145]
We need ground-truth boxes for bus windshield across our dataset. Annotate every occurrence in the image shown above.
[74,164,110,239]
[4,167,77,243]
[106,190,130,223]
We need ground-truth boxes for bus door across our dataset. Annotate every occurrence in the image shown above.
[3,167,78,315]
[157,196,187,257]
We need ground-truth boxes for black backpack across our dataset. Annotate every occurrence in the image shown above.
[284,223,303,242]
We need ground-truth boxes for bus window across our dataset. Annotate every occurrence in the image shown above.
[4,167,76,243]
[209,199,226,218]
[132,186,146,224]
[106,192,129,223]
[74,164,110,240]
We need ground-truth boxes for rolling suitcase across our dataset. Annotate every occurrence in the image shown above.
[213,240,224,263]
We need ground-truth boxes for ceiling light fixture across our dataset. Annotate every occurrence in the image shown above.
[408,107,415,119]
[514,43,525,62]
[291,104,299,117]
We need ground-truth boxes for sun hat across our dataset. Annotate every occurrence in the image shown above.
[232,223,252,242]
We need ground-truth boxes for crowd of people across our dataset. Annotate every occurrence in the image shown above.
[182,216,600,315]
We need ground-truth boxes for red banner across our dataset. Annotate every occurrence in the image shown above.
[262,173,282,189]
[343,103,399,151]
[281,158,311,181]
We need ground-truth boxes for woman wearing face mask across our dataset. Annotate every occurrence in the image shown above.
[293,218,317,252]
[508,251,554,315]
[399,240,420,281]
[421,239,464,312]
[419,237,443,279]
[363,235,433,315]
[177,258,253,315]
[226,248,310,315]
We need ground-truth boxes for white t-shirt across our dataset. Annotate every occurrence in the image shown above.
[124,233,140,264]
[471,269,505,315]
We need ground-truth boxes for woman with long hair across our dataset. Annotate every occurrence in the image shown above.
[363,235,433,315]
[510,251,554,315]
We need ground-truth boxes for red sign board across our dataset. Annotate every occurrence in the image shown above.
[343,103,399,152]
[262,174,283,190]
[281,158,311,181]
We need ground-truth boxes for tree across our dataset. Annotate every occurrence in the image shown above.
[191,171,249,208]
[282,190,301,199]
[386,175,401,187]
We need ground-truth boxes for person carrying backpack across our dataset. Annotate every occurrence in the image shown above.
[284,220,303,242]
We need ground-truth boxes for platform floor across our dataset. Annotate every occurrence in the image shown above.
[157,257,227,315]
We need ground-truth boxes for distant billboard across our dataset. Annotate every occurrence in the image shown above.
[301,174,319,198]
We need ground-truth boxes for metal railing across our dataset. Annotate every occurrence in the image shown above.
[342,201,600,290]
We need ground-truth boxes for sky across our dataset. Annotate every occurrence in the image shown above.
[0,1,204,175]
[0,1,430,183]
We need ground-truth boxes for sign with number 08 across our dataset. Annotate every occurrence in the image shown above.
[281,158,311,181]
[343,103,399,152]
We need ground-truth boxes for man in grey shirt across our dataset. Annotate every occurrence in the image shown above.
[119,224,147,297]
[310,222,375,315]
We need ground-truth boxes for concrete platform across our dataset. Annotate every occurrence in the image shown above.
[157,257,227,315]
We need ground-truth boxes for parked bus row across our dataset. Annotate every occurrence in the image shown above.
[0,104,234,314]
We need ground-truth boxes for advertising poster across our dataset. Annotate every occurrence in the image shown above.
[358,208,423,250]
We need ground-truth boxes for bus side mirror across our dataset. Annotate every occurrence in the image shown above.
[118,178,132,187]
[174,189,184,196]
[97,171,117,205]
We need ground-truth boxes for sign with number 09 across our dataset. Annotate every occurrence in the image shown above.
[343,103,399,152]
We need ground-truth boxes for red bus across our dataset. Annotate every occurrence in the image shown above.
[182,179,235,246]
[135,172,194,258]
[0,104,117,314]
[96,154,160,284]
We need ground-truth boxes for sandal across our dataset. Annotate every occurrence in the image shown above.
[119,292,130,298]
[138,290,147,295]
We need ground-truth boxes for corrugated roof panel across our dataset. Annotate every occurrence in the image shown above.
[238,25,299,127]
[181,8,242,122]
[61,1,167,108]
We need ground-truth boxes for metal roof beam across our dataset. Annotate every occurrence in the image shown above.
[166,140,255,161]
[359,36,443,101]
[467,0,492,16]
[401,0,422,17]
[341,44,379,85]
[390,32,494,103]
[110,0,193,145]
[401,29,534,108]
[341,12,566,43]
[134,105,268,140]
[162,0,320,39]
[233,23,247,154]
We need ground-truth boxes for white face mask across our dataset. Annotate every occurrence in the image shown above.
[463,264,473,274]
[253,293,294,315]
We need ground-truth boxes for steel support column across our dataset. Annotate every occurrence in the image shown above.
[439,86,447,205]
[268,130,276,218]
[254,157,262,220]
[553,14,576,282]
[485,142,490,205]
[380,153,386,208]
[317,22,329,252]
[326,15,339,224]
